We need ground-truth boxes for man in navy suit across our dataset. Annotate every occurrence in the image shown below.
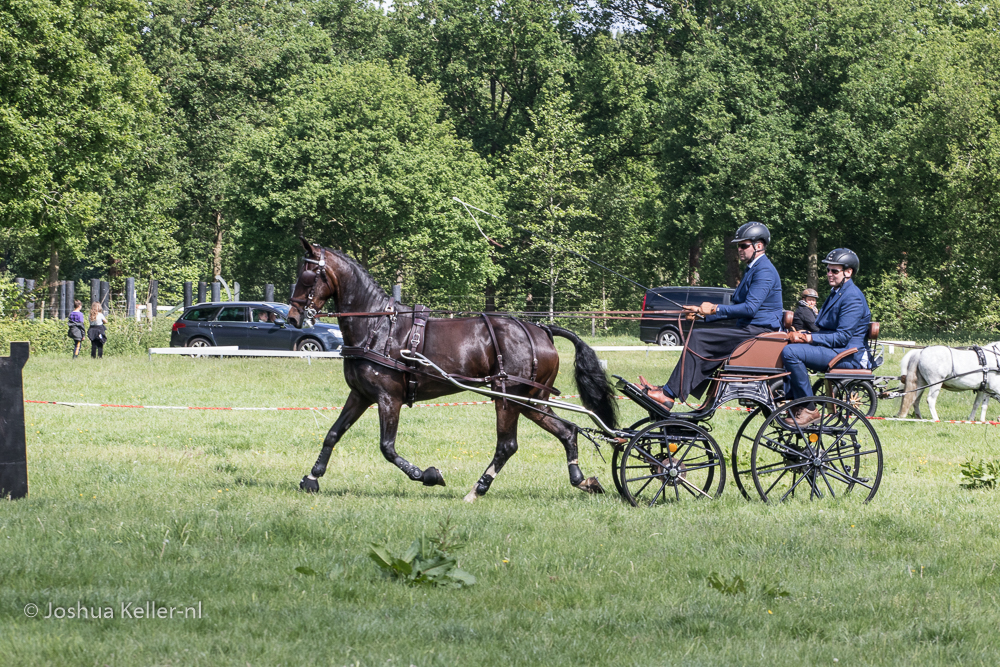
[780,248,872,425]
[641,222,783,408]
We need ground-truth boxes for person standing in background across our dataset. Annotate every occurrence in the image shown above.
[68,300,86,359]
[88,302,107,359]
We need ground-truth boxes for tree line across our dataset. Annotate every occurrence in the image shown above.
[2,0,999,331]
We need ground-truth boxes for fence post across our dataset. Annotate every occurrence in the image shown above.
[67,281,75,314]
[290,284,296,303]
[183,281,192,308]
[125,277,136,318]
[233,281,240,302]
[15,278,23,294]
[149,280,158,317]
[392,285,401,302]
[99,281,110,313]
[211,282,221,302]
[197,281,206,304]
[58,281,66,319]
[265,284,274,302]
[90,278,100,305]
[25,280,35,320]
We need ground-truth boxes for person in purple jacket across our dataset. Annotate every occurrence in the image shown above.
[640,222,784,410]
[67,299,86,359]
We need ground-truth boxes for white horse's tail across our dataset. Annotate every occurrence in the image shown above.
[897,350,922,418]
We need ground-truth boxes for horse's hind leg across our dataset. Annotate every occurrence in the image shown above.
[301,389,372,492]
[377,396,446,487]
[464,403,520,503]
[523,405,604,494]
[926,385,942,421]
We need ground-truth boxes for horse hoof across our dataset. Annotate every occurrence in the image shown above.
[421,467,446,487]
[463,488,479,503]
[300,476,320,493]
[577,476,605,494]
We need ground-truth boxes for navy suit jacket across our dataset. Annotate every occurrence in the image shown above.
[811,279,872,367]
[706,254,783,329]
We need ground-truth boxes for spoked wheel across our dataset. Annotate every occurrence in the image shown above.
[731,406,770,500]
[611,417,653,496]
[619,420,725,507]
[750,397,883,503]
[836,380,878,417]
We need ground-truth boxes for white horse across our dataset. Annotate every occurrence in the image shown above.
[897,342,1000,421]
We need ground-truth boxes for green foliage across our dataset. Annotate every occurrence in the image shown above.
[0,0,161,262]
[0,315,172,356]
[959,458,1000,490]
[369,519,476,588]
[230,61,502,295]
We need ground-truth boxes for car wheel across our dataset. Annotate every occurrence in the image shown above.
[186,337,212,348]
[296,338,323,352]
[656,328,681,347]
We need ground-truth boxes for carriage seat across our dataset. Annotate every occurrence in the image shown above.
[782,310,795,331]
[824,322,880,376]
[723,332,790,374]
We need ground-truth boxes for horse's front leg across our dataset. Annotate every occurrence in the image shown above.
[377,395,446,487]
[970,392,988,422]
[523,406,604,494]
[300,389,372,493]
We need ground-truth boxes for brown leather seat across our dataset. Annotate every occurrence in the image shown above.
[726,332,790,369]
[825,321,880,373]
[782,310,794,331]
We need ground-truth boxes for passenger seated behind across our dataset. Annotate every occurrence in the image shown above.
[792,288,820,332]
[780,248,871,426]
[639,222,784,411]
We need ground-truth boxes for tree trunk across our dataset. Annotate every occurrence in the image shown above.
[212,211,223,278]
[688,235,702,286]
[724,233,741,287]
[47,246,60,313]
[549,257,556,322]
[807,228,818,290]
[484,281,496,312]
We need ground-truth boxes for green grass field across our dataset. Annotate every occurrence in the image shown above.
[3,342,1000,665]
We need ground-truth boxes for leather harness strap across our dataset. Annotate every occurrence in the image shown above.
[341,310,559,403]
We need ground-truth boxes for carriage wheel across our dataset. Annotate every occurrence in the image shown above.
[811,378,828,397]
[731,407,770,500]
[619,420,725,507]
[836,380,878,417]
[750,397,882,503]
[611,417,653,497]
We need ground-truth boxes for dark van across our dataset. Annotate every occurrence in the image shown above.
[639,286,736,346]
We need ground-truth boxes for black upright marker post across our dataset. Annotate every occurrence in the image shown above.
[0,343,29,499]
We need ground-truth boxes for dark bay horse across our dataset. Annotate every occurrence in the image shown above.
[286,238,618,502]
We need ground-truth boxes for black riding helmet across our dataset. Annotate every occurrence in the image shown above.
[821,248,860,273]
[731,221,770,247]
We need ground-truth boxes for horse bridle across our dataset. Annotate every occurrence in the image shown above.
[290,250,328,327]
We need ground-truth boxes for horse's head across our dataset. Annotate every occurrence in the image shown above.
[288,237,338,329]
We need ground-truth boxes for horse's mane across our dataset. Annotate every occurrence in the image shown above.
[325,248,390,310]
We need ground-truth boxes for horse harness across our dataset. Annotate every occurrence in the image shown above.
[341,306,559,407]
[970,345,1000,396]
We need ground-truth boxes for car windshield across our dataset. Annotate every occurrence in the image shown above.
[270,304,290,317]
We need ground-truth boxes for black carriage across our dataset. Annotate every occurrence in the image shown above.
[609,321,885,506]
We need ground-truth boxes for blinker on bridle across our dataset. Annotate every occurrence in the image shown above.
[292,248,327,325]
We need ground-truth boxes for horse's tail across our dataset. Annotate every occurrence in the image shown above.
[548,325,618,430]
[897,350,921,418]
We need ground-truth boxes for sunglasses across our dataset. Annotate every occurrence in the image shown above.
[826,268,843,275]
[737,242,754,250]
